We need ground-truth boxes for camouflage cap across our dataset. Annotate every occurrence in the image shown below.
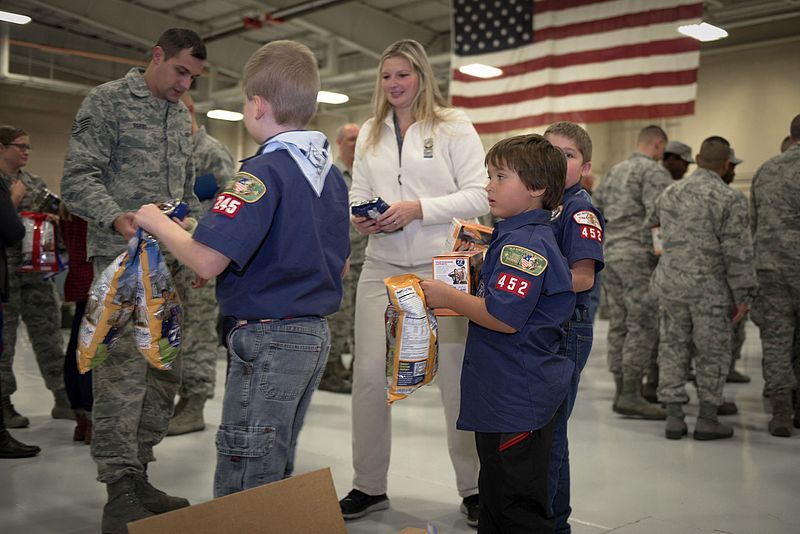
[729,147,743,166]
[664,140,694,163]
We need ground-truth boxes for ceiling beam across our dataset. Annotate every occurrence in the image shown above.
[24,0,260,78]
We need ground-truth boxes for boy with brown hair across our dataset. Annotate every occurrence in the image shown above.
[544,121,605,533]
[422,134,575,532]
[134,40,350,497]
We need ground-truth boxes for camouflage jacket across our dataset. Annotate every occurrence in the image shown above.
[593,152,672,263]
[192,126,236,212]
[0,168,51,264]
[651,167,757,306]
[335,159,367,266]
[61,68,198,259]
[750,143,800,274]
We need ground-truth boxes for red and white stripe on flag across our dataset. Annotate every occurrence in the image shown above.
[450,0,704,134]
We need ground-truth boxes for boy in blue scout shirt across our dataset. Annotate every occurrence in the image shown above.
[132,40,350,497]
[544,122,605,534]
[421,134,575,533]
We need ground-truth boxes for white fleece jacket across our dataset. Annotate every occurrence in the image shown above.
[350,108,489,267]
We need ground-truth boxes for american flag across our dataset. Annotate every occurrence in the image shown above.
[450,0,703,134]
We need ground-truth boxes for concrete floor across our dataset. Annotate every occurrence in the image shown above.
[1,319,798,533]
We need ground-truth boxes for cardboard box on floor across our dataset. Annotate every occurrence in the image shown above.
[128,468,346,534]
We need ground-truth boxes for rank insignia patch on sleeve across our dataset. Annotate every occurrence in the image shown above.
[223,172,266,203]
[71,116,92,137]
[500,245,547,277]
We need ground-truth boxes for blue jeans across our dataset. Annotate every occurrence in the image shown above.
[214,317,330,498]
[548,308,594,533]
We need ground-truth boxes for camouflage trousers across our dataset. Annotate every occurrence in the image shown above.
[178,277,223,399]
[657,297,732,406]
[90,255,190,483]
[602,257,659,379]
[752,270,800,397]
[0,269,65,398]
[327,260,363,361]
[732,316,746,362]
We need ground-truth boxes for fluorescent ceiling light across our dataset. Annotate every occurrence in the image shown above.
[0,10,32,24]
[678,22,728,42]
[206,109,243,121]
[317,91,349,105]
[458,63,503,79]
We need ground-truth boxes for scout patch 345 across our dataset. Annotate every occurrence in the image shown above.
[224,172,266,203]
[500,245,547,276]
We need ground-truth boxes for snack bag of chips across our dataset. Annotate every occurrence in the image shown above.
[76,201,187,373]
[18,211,60,273]
[383,274,438,404]
[77,244,139,373]
[132,233,182,370]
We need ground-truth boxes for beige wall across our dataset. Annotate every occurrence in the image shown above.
[2,37,797,196]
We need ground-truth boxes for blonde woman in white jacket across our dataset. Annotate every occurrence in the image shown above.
[339,39,489,527]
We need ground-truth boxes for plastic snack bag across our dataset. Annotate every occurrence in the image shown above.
[76,200,187,373]
[77,245,139,373]
[383,274,438,404]
[133,233,182,370]
[18,211,60,273]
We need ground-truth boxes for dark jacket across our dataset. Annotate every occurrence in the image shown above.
[0,179,26,302]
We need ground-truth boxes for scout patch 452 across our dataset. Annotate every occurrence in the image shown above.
[574,210,603,242]
[500,245,547,276]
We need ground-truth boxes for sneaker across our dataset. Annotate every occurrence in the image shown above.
[460,494,479,528]
[339,489,390,519]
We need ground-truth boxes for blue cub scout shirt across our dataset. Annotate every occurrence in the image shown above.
[458,209,576,433]
[193,148,350,320]
[551,183,605,309]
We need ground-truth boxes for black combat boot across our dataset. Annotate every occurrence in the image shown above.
[0,430,40,458]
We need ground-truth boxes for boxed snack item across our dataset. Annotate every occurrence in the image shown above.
[384,274,438,404]
[431,249,485,316]
[18,211,60,272]
[443,218,493,252]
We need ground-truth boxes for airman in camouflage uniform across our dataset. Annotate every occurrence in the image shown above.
[61,29,205,534]
[168,94,235,434]
[750,114,800,437]
[593,125,672,419]
[721,149,751,385]
[320,123,364,393]
[1,162,69,427]
[651,137,757,441]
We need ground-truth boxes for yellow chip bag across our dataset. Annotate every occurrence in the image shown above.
[383,274,438,404]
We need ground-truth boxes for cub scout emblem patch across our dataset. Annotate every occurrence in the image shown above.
[500,245,547,276]
[224,172,266,203]
[573,210,601,229]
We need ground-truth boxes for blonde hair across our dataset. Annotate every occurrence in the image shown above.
[242,40,320,128]
[363,39,449,151]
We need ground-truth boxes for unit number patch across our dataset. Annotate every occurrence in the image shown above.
[495,272,529,298]
[212,194,243,218]
[579,226,603,242]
